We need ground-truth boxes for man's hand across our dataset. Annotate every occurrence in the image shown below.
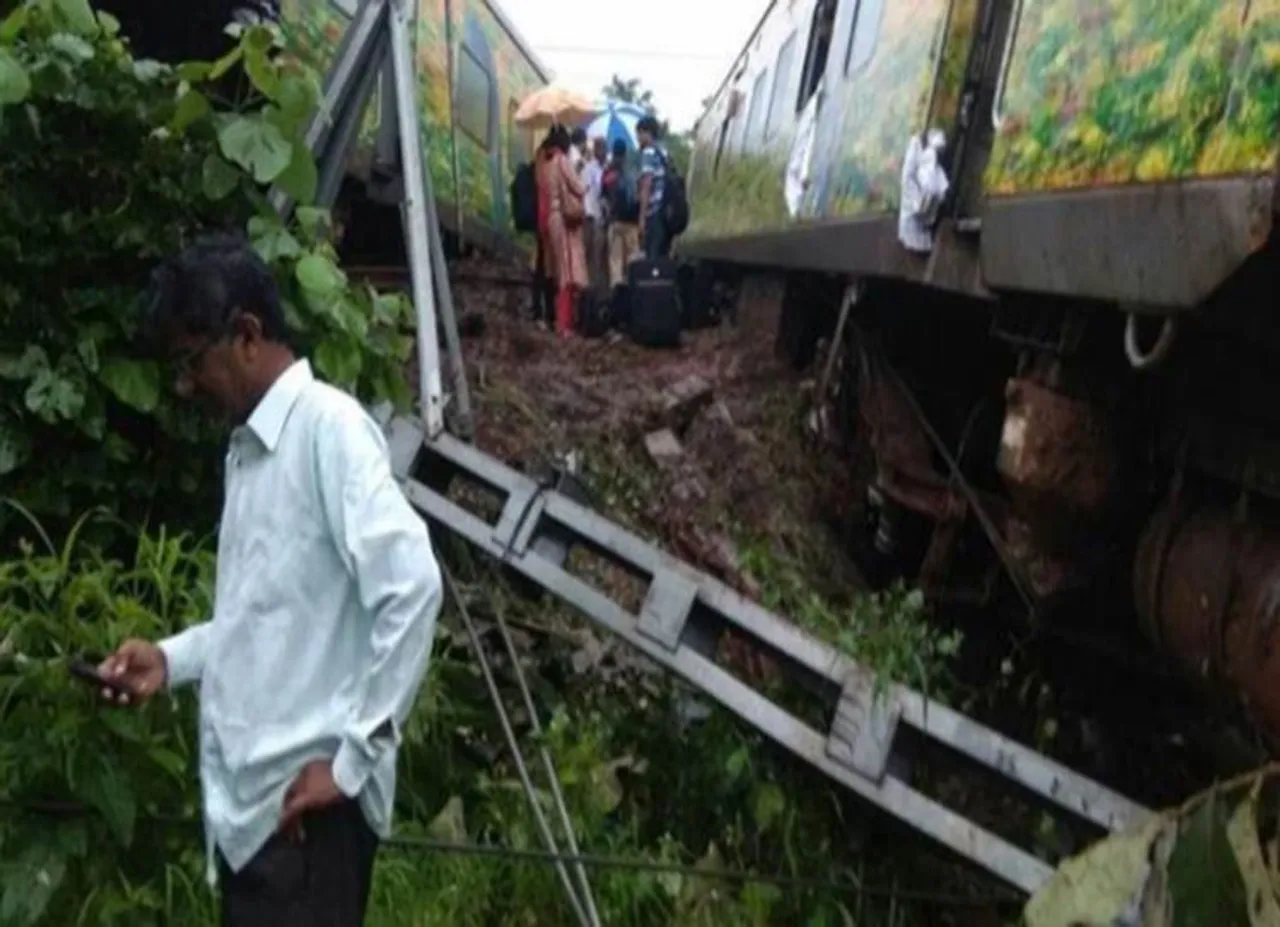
[99,640,167,706]
[278,760,345,838]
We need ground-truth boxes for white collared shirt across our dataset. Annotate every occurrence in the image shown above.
[159,359,443,883]
[583,158,604,220]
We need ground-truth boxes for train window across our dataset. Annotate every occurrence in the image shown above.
[845,0,886,74]
[766,32,797,139]
[330,0,357,16]
[457,45,492,149]
[743,68,768,152]
[797,0,838,110]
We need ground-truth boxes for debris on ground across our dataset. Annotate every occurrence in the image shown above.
[643,429,683,467]
[440,253,865,616]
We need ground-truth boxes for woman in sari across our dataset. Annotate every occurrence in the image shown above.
[536,125,588,336]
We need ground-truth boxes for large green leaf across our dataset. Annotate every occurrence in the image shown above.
[217,114,292,184]
[276,72,320,128]
[275,141,317,204]
[0,345,49,381]
[0,842,65,926]
[242,44,279,100]
[1225,782,1280,926]
[1026,815,1169,927]
[0,4,30,43]
[248,216,302,263]
[1168,791,1249,926]
[315,336,362,387]
[24,368,84,423]
[201,152,240,201]
[48,33,94,62]
[296,252,346,294]
[0,49,31,107]
[52,0,98,36]
[171,88,211,133]
[294,206,331,242]
[99,358,161,413]
[1028,773,1280,927]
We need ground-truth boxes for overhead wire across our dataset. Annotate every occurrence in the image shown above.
[0,799,1021,910]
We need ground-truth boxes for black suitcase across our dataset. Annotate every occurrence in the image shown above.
[627,258,682,348]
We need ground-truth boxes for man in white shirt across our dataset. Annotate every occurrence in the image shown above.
[99,234,443,926]
[582,136,608,294]
[570,126,587,174]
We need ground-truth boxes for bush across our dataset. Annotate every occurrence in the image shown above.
[0,0,415,534]
[0,507,210,924]
[0,509,938,927]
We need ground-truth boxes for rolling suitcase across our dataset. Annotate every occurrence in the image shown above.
[627,258,682,348]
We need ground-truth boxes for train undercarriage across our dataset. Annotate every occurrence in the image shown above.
[736,231,1280,768]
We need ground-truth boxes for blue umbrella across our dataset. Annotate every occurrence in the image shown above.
[581,101,648,153]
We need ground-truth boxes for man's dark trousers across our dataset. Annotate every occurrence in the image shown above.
[643,212,671,261]
[219,800,378,926]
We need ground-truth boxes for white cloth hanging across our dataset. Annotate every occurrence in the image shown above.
[897,128,950,253]
[785,82,823,219]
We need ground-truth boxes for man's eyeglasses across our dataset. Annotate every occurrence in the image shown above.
[169,332,223,380]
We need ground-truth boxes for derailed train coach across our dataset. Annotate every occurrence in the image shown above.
[100,0,551,256]
[274,0,550,257]
[684,0,1280,745]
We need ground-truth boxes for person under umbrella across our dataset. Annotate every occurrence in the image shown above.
[536,125,588,336]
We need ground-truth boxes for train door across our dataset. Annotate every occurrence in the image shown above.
[942,0,1020,225]
[797,0,838,113]
[788,0,838,216]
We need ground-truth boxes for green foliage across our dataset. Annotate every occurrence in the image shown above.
[603,74,655,110]
[736,538,962,700]
[686,152,791,241]
[0,0,415,531]
[1026,766,1280,926]
[0,513,956,925]
[0,508,210,926]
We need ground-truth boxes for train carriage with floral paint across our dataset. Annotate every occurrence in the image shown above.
[684,0,1280,753]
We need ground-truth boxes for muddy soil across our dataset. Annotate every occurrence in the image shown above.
[443,254,865,610]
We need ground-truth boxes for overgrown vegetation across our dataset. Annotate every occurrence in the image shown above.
[0,2,987,924]
[0,0,415,530]
[686,152,790,241]
[1026,764,1280,926]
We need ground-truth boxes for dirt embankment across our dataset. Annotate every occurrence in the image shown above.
[443,254,864,610]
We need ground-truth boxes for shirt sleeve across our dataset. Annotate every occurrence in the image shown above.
[314,403,444,799]
[640,147,658,177]
[159,622,213,689]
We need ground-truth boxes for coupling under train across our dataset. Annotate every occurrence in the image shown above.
[682,0,1280,748]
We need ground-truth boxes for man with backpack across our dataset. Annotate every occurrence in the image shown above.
[602,138,640,293]
[636,116,689,260]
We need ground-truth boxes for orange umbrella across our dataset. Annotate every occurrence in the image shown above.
[514,85,597,130]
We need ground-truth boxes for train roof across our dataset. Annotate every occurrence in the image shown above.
[693,0,778,132]
[480,0,554,84]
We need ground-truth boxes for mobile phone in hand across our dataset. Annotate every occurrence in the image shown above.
[69,657,132,699]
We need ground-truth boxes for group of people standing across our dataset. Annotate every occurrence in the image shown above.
[529,115,676,336]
